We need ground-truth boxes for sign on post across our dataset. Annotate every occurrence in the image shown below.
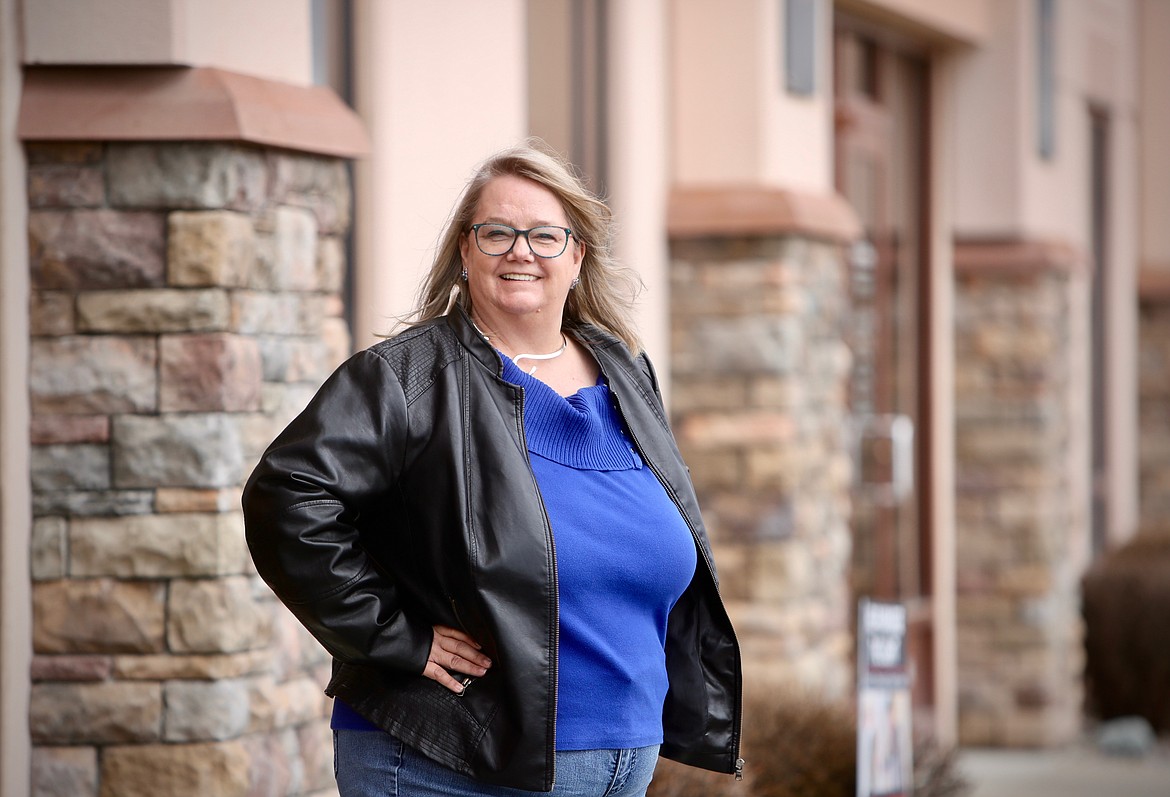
[857,599,913,797]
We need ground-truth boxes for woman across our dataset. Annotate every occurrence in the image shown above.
[243,143,742,797]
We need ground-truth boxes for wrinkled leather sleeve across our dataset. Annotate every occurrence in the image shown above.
[242,349,432,674]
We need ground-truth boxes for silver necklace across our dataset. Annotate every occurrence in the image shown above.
[513,334,569,375]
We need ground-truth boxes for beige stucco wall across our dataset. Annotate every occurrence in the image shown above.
[607,0,671,372]
[671,0,833,193]
[22,0,313,85]
[1,0,31,792]
[1140,0,1170,270]
[350,0,527,348]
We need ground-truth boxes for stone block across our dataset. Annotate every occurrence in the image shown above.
[30,682,161,744]
[30,336,156,414]
[112,414,243,489]
[31,444,110,492]
[29,164,105,208]
[155,487,241,514]
[159,333,262,412]
[167,210,255,288]
[298,721,336,794]
[254,207,319,291]
[114,650,269,681]
[34,579,166,654]
[76,288,230,333]
[99,740,250,797]
[231,290,325,335]
[30,414,110,445]
[107,143,268,211]
[33,490,154,519]
[168,577,265,654]
[30,209,165,290]
[70,512,248,578]
[31,746,98,797]
[271,152,353,234]
[242,727,297,797]
[30,290,75,336]
[164,679,252,741]
[317,235,346,293]
[676,411,795,450]
[30,654,114,682]
[31,517,67,581]
[675,316,803,376]
[322,316,352,371]
[257,336,331,383]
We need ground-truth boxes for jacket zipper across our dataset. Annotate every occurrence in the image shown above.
[606,379,745,779]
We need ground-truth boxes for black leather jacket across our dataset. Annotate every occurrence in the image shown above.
[242,307,742,791]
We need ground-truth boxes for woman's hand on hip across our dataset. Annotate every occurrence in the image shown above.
[424,625,492,694]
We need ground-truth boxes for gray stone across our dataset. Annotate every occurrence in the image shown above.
[112,414,243,488]
[107,143,268,211]
[30,444,110,492]
[317,235,347,293]
[34,579,166,654]
[1096,716,1156,757]
[253,207,319,291]
[70,512,248,578]
[29,209,166,290]
[30,682,161,744]
[164,679,252,742]
[30,336,157,415]
[31,746,98,797]
[231,291,325,335]
[270,152,352,234]
[32,489,154,518]
[30,517,67,581]
[76,288,230,333]
[168,577,265,654]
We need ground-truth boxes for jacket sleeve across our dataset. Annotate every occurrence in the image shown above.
[242,349,432,674]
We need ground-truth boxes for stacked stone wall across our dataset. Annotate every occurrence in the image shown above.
[26,141,351,797]
[669,235,853,695]
[953,264,1086,746]
[1138,294,1170,536]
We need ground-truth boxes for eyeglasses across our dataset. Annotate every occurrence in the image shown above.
[470,223,573,258]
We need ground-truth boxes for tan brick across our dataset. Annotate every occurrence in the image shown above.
[32,746,99,797]
[168,576,267,654]
[100,740,250,797]
[168,210,254,289]
[34,579,166,654]
[70,513,247,578]
[30,336,157,415]
[30,290,75,335]
[76,288,230,333]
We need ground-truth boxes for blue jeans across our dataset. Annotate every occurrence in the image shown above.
[334,730,660,797]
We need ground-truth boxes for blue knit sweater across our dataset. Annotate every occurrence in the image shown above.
[333,353,697,751]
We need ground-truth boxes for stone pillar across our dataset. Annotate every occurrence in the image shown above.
[667,188,859,697]
[27,140,352,797]
[952,240,1089,746]
[1138,274,1170,537]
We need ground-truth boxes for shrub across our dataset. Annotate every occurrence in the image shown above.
[1082,533,1170,733]
[649,684,969,797]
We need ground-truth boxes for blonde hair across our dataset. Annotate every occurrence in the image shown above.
[409,140,643,354]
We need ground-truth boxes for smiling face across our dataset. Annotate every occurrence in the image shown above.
[459,174,584,329]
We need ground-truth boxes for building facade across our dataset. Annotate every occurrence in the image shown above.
[1,1,1167,795]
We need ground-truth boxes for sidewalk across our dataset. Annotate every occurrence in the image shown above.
[958,744,1170,797]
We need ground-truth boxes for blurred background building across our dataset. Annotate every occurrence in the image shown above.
[1,1,1167,795]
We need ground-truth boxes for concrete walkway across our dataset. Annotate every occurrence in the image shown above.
[959,745,1170,797]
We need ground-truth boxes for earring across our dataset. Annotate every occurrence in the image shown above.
[460,268,468,281]
[570,277,580,290]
